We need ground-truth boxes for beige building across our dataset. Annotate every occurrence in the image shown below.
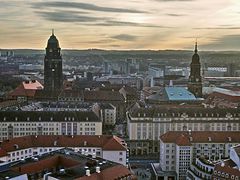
[151,131,240,180]
[93,103,117,126]
[127,107,240,155]
[0,111,102,140]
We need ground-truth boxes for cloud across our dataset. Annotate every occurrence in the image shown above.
[194,27,240,30]
[96,20,172,28]
[166,13,185,16]
[33,1,147,14]
[202,35,240,50]
[154,0,194,1]
[35,9,170,28]
[36,10,104,23]
[110,34,138,41]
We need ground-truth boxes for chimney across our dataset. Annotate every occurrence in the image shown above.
[189,137,193,142]
[81,149,85,155]
[96,166,100,173]
[221,161,225,167]
[60,169,65,174]
[86,169,90,176]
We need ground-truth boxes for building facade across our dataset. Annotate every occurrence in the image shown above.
[0,111,102,140]
[155,131,240,180]
[93,103,117,126]
[0,135,128,166]
[127,107,240,155]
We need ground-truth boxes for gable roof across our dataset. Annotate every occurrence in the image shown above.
[0,135,127,157]
[160,131,240,146]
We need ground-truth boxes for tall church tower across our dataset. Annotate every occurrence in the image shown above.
[44,30,63,91]
[188,41,202,97]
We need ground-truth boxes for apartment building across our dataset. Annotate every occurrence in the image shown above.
[127,107,240,155]
[0,111,102,140]
[93,103,117,126]
[0,135,128,166]
[152,131,240,180]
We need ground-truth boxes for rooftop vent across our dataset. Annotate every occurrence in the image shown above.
[228,137,232,142]
[60,168,65,174]
[96,166,100,173]
[189,137,193,142]
[14,144,19,149]
[86,169,90,176]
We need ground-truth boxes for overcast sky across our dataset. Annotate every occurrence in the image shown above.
[0,0,240,50]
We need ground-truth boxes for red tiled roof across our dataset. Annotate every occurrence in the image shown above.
[175,134,191,146]
[8,80,43,98]
[22,80,43,90]
[160,131,240,146]
[12,155,80,174]
[76,165,136,180]
[0,148,7,157]
[0,135,127,157]
[214,160,240,178]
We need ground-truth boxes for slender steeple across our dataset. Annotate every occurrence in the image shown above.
[188,40,202,98]
[52,29,54,36]
[194,39,198,54]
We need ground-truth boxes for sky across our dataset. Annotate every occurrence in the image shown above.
[0,0,240,50]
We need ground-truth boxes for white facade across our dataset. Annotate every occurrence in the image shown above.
[159,132,240,180]
[0,121,102,140]
[0,146,127,166]
[128,114,240,141]
[101,105,117,125]
[187,158,215,180]
[102,151,127,166]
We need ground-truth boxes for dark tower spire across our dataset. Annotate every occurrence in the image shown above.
[188,40,202,97]
[194,39,198,54]
[44,30,63,91]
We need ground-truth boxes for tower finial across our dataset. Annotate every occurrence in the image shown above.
[195,38,198,54]
[52,29,54,35]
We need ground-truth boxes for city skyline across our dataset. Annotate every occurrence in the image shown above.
[0,0,240,50]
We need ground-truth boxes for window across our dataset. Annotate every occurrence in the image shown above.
[119,158,122,161]
[119,152,123,155]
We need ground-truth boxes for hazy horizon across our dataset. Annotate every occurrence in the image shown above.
[1,0,240,50]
